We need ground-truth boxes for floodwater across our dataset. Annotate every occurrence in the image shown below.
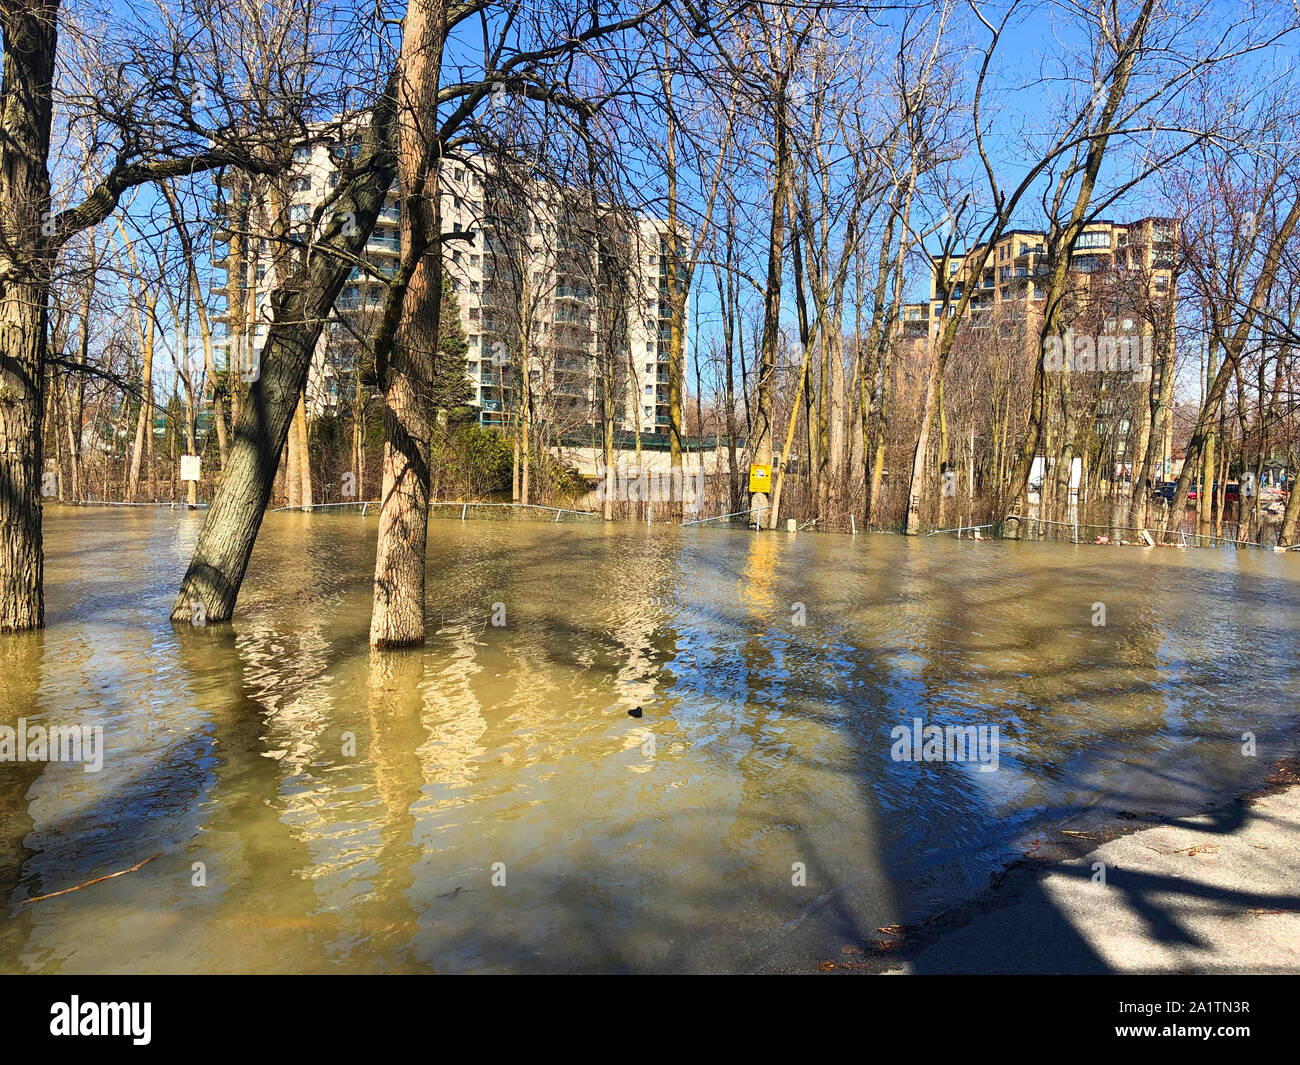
[1,509,1297,973]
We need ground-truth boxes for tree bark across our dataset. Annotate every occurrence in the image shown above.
[369,0,447,648]
[0,0,57,631]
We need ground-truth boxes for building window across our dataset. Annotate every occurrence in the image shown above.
[292,146,311,162]
[292,176,311,192]
[1076,231,1110,249]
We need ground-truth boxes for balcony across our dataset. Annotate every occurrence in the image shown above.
[482,399,503,413]
[555,286,592,303]
[367,234,400,255]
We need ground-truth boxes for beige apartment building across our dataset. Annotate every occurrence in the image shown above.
[899,216,1179,477]
[903,217,1176,336]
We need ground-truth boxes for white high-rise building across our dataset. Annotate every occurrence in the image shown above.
[212,140,686,438]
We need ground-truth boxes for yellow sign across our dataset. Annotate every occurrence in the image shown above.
[749,463,772,493]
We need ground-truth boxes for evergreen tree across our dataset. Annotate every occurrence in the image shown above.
[432,269,472,417]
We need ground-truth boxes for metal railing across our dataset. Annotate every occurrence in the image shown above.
[272,500,598,522]
[67,500,209,509]
[271,500,378,514]
[927,522,995,538]
[1001,514,1282,550]
[680,505,770,528]
[429,501,598,523]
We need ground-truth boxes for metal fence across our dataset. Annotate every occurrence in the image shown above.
[272,500,601,523]
[69,500,209,510]
[999,514,1288,551]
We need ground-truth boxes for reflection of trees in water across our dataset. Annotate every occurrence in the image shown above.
[0,631,45,967]
[9,518,1300,972]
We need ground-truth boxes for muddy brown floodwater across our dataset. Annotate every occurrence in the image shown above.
[1,508,1297,972]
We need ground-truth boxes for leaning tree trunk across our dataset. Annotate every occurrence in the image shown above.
[170,75,401,624]
[0,0,57,632]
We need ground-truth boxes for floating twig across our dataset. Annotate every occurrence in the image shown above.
[21,853,161,904]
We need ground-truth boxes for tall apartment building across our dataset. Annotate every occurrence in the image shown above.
[211,141,685,437]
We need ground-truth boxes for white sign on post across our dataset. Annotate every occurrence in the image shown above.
[180,455,201,482]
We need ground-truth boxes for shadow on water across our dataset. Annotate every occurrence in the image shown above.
[1,509,1298,972]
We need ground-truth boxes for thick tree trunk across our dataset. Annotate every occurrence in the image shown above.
[0,0,57,632]
[369,0,446,648]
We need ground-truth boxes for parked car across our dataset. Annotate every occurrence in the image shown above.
[1180,480,1239,504]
